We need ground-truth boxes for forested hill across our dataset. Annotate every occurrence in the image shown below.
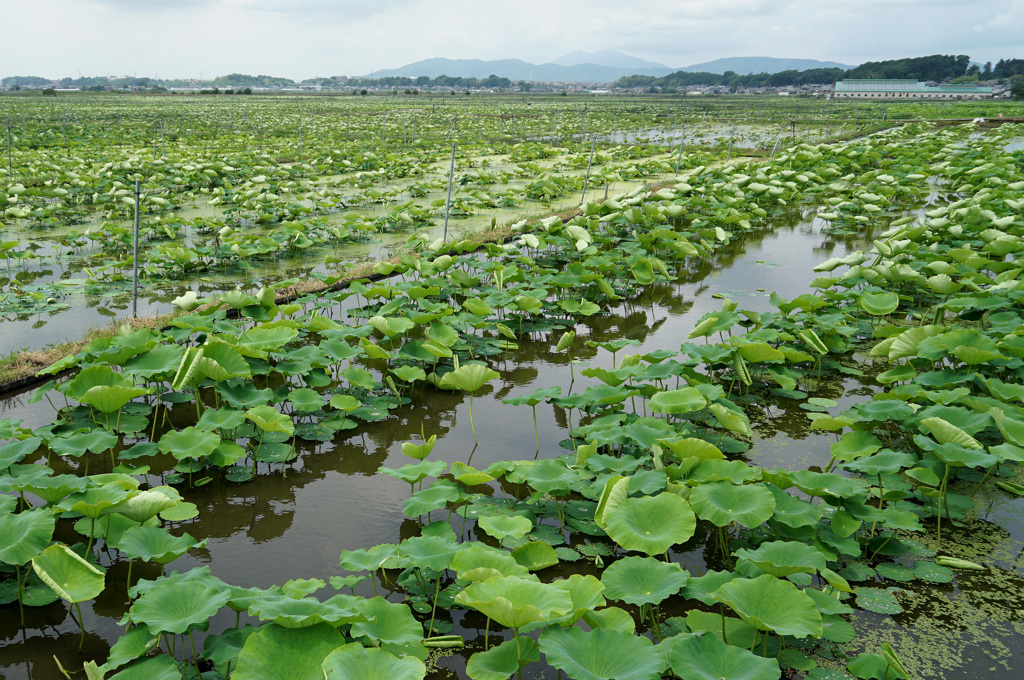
[617,54,1024,90]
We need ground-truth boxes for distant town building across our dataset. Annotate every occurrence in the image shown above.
[834,79,992,100]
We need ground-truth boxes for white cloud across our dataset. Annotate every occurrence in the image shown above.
[1,0,1021,80]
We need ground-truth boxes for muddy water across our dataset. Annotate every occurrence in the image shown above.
[2,205,1023,679]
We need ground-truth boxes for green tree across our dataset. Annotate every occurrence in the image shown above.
[1011,76,1024,100]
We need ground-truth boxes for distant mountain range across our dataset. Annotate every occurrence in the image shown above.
[363,53,857,83]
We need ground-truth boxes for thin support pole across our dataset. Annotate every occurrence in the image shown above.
[580,136,596,204]
[7,125,12,177]
[299,117,303,154]
[442,143,456,243]
[674,125,686,176]
[726,123,736,161]
[132,178,140,318]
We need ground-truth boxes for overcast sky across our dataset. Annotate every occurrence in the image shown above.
[2,0,1021,80]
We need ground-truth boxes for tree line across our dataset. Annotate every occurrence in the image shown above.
[615,54,1024,90]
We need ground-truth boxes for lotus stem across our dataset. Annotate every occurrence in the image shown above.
[425,573,442,639]
[468,394,478,444]
[74,602,85,651]
[971,463,997,497]
[485,616,491,650]
[189,629,202,678]
[531,405,539,451]
[16,565,24,627]
[937,464,950,542]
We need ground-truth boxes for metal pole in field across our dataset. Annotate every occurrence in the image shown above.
[132,178,140,318]
[726,123,736,161]
[7,125,12,177]
[442,142,456,243]
[769,123,786,157]
[580,135,596,204]
[674,124,686,176]
[161,121,165,156]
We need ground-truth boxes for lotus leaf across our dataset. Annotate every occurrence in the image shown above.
[601,555,688,606]
[0,508,55,565]
[604,492,696,555]
[664,632,781,680]
[233,623,346,680]
[735,540,826,578]
[466,637,539,680]
[455,576,572,630]
[689,481,775,528]
[322,642,426,680]
[539,626,667,680]
[712,575,822,638]
[350,596,423,645]
[31,544,105,603]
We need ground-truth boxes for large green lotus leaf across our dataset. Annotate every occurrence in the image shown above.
[403,483,461,517]
[50,429,119,458]
[79,385,151,413]
[767,485,822,528]
[712,575,822,638]
[830,431,883,462]
[398,535,462,572]
[288,388,324,414]
[664,631,781,680]
[512,541,560,571]
[350,596,422,645]
[338,543,399,573]
[525,459,578,494]
[124,344,186,380]
[380,460,447,486]
[887,325,945,361]
[846,652,909,680]
[601,555,688,607]
[158,427,220,461]
[455,576,572,630]
[451,544,530,582]
[0,436,43,470]
[539,626,667,680]
[322,642,426,680]
[203,626,258,675]
[451,461,494,486]
[115,488,182,524]
[234,623,346,680]
[101,624,160,674]
[118,526,204,564]
[61,483,131,519]
[107,655,181,680]
[681,570,743,606]
[65,365,130,400]
[649,388,707,415]
[128,577,231,634]
[787,470,867,500]
[12,473,88,504]
[31,544,105,603]
[659,438,724,461]
[842,450,915,476]
[247,593,366,629]
[0,508,55,565]
[859,291,899,316]
[439,364,499,393]
[581,606,636,634]
[604,492,696,555]
[919,417,982,450]
[477,514,534,541]
[735,541,826,578]
[689,482,775,528]
[550,574,606,626]
[684,610,758,649]
[708,403,753,437]
[466,636,540,680]
[245,405,295,435]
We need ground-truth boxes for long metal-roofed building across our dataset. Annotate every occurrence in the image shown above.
[834,79,992,100]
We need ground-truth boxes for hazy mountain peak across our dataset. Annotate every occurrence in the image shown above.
[551,50,669,70]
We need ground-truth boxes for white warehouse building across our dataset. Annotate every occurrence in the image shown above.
[834,79,992,100]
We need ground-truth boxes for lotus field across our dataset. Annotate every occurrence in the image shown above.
[1,93,1024,680]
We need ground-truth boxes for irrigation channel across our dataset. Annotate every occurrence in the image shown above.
[1,95,1023,680]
